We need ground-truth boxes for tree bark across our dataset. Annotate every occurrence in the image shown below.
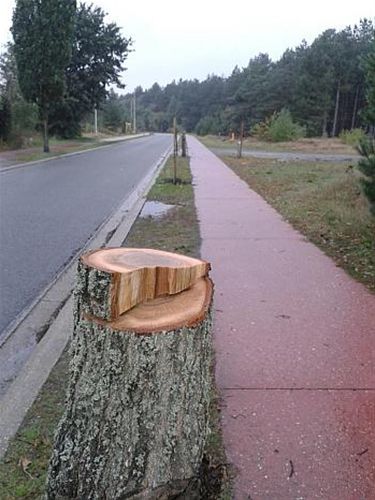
[351,85,360,130]
[43,114,50,153]
[46,249,213,500]
[322,111,328,138]
[332,81,341,137]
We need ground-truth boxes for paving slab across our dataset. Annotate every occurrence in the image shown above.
[188,136,375,499]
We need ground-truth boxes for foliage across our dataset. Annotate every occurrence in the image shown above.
[129,19,374,138]
[339,128,366,146]
[0,43,39,146]
[101,90,128,131]
[0,94,11,141]
[252,109,305,142]
[357,137,375,214]
[49,3,132,138]
[363,38,375,125]
[11,0,76,151]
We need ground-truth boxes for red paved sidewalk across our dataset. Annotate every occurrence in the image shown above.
[188,137,375,500]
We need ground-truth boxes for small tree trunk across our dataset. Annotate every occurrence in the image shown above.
[43,114,50,153]
[351,85,360,130]
[332,81,341,137]
[237,120,244,158]
[46,248,213,500]
[322,111,328,138]
[181,132,187,157]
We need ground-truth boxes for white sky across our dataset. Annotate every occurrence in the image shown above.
[0,0,374,93]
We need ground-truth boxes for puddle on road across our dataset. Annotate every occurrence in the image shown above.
[140,201,175,219]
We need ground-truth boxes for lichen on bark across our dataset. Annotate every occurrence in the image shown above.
[46,306,213,499]
[75,260,114,321]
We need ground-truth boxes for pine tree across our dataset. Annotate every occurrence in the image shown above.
[357,138,375,214]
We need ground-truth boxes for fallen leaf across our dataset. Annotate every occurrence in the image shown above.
[18,456,34,479]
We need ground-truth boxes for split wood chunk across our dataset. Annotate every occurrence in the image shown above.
[79,247,210,321]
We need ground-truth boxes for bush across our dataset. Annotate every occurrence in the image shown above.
[251,109,305,142]
[339,128,366,147]
[251,116,272,140]
[357,137,375,215]
[267,109,305,142]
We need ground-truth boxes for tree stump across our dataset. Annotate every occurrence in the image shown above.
[46,248,214,500]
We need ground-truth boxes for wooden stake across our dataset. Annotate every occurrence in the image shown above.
[173,116,177,184]
[237,120,244,158]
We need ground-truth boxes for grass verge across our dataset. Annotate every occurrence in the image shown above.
[0,134,144,166]
[222,156,375,292]
[0,155,231,499]
[199,134,357,155]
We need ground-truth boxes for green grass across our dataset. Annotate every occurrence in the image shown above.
[223,156,375,292]
[0,155,231,499]
[0,351,68,499]
[199,134,357,155]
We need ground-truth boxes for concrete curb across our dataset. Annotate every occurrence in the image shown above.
[0,133,151,173]
[0,143,172,460]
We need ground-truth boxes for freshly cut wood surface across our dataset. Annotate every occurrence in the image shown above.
[103,276,213,334]
[81,248,210,320]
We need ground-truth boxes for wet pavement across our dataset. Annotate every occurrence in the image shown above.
[140,200,175,218]
[188,136,375,499]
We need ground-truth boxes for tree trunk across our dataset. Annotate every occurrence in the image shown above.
[322,111,328,138]
[43,114,50,153]
[332,81,341,137]
[181,132,187,157]
[351,85,360,130]
[46,248,213,500]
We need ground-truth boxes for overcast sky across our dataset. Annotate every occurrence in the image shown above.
[1,0,374,93]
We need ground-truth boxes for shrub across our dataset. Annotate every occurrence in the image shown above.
[357,137,375,215]
[340,128,366,147]
[267,109,305,142]
[251,115,272,140]
[251,109,305,142]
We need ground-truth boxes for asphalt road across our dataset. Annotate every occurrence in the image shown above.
[0,134,171,337]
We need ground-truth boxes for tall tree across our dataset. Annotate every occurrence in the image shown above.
[50,3,132,138]
[11,0,76,152]
[0,43,38,140]
[364,38,375,127]
[357,138,375,214]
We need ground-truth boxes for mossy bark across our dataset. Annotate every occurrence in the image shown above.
[46,272,213,499]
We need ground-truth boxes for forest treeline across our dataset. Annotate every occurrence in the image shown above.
[1,15,374,145]
[117,19,375,138]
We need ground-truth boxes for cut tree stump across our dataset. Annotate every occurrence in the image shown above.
[46,248,214,500]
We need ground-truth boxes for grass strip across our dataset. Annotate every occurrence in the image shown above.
[222,156,375,292]
[198,134,357,155]
[0,155,231,499]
